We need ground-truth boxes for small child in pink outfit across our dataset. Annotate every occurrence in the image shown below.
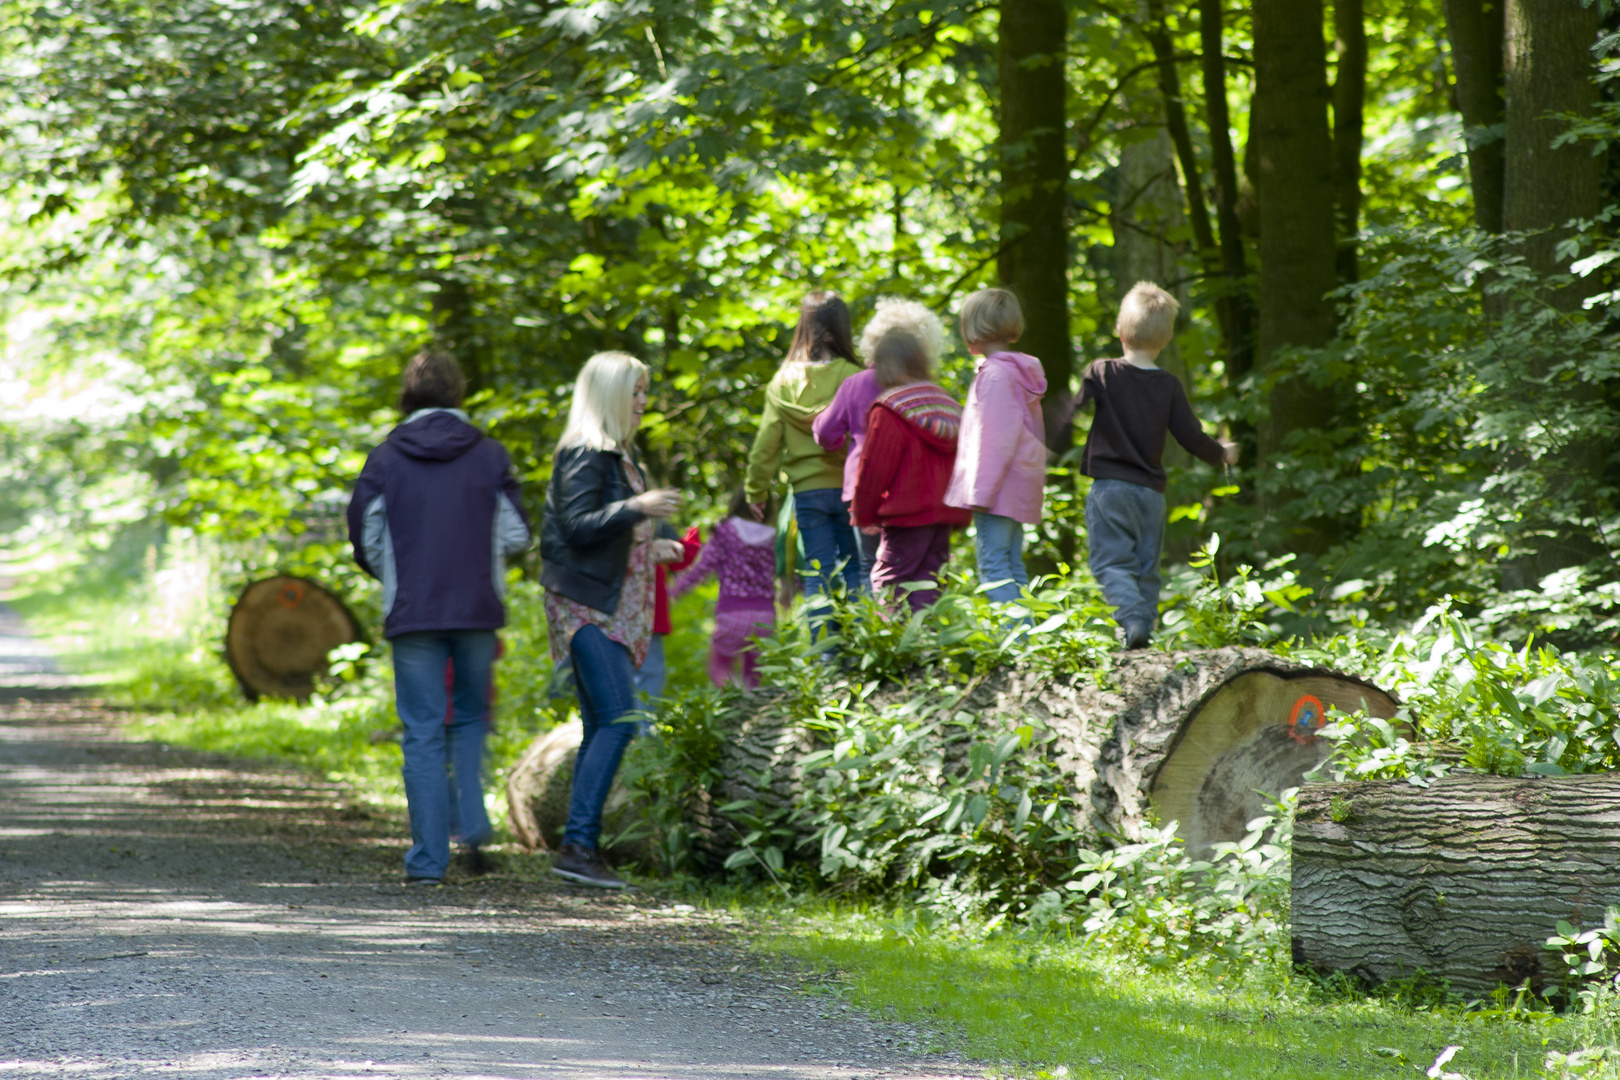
[670,488,778,688]
[944,289,1048,603]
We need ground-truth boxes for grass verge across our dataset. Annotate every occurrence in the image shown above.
[762,911,1603,1079]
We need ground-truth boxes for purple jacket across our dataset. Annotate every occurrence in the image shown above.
[346,409,531,638]
[811,367,883,503]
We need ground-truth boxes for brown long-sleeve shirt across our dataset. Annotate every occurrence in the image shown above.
[1074,359,1225,492]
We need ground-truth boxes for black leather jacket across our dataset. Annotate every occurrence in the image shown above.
[540,446,648,614]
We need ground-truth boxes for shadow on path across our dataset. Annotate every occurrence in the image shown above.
[0,696,973,1080]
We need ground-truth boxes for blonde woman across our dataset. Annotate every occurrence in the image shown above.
[813,298,948,588]
[539,351,684,888]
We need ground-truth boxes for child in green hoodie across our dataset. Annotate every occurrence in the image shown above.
[746,290,864,604]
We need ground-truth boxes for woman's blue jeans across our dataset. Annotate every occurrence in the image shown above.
[794,487,862,625]
[392,629,497,880]
[564,624,640,850]
[1085,478,1166,637]
[973,512,1030,603]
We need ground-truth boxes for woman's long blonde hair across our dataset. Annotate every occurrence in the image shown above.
[558,351,648,452]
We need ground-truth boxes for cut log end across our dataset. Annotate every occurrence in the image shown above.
[224,576,361,702]
[1150,670,1398,857]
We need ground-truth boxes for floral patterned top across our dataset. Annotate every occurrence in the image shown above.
[544,453,656,668]
[670,516,777,612]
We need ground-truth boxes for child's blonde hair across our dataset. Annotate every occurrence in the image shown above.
[959,288,1024,346]
[1117,282,1179,351]
[558,351,648,452]
[859,298,947,363]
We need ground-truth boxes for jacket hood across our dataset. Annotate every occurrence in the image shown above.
[766,358,861,431]
[876,382,963,450]
[983,351,1048,398]
[388,410,484,462]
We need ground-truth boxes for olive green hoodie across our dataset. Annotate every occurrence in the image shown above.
[745,357,862,501]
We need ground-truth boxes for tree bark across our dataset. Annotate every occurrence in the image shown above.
[1198,0,1256,390]
[1252,0,1342,554]
[1113,119,1194,476]
[690,648,1395,865]
[999,0,1073,441]
[1442,0,1507,233]
[1331,0,1366,286]
[1503,0,1601,301]
[1292,774,1620,997]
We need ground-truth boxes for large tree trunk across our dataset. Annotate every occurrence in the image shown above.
[1198,0,1256,391]
[1503,0,1601,295]
[508,651,1397,869]
[688,649,1395,866]
[999,0,1072,442]
[1292,774,1620,997]
[1443,0,1507,233]
[1331,0,1366,286]
[1252,0,1342,555]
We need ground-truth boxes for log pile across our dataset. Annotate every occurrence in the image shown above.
[508,647,1398,868]
[1292,774,1620,996]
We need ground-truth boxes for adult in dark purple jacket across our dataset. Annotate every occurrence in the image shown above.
[346,351,531,884]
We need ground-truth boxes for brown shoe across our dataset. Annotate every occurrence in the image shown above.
[550,843,629,890]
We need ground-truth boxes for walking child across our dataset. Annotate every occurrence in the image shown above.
[852,330,971,612]
[944,288,1049,603]
[670,487,778,688]
[1070,282,1238,649]
[815,298,949,592]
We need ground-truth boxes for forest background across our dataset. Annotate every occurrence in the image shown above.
[5,2,1620,1073]
[5,0,1620,640]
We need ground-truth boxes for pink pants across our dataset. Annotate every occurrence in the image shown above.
[710,606,774,689]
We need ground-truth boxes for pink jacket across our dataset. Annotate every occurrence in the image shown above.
[944,351,1048,524]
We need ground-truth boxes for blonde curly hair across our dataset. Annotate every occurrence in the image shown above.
[858,298,948,364]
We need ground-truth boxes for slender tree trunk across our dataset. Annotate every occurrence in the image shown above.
[1199,0,1256,389]
[1253,0,1341,554]
[1144,0,1218,279]
[999,0,1072,440]
[1442,0,1507,233]
[1500,0,1605,579]
[1503,0,1601,299]
[431,277,484,396]
[1331,0,1366,286]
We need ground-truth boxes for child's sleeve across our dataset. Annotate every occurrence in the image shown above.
[669,529,718,601]
[672,525,702,572]
[1166,380,1227,467]
[812,381,852,453]
[852,407,903,528]
[745,398,784,502]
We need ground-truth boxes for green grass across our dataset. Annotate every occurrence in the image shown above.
[762,912,1603,1079]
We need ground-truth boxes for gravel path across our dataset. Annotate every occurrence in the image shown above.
[0,691,979,1080]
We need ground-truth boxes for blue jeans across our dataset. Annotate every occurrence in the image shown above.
[973,512,1030,603]
[1085,478,1166,636]
[564,625,640,850]
[392,629,497,880]
[632,633,666,735]
[793,487,862,600]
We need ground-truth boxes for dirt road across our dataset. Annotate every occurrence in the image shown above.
[0,691,979,1080]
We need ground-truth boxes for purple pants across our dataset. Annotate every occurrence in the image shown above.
[872,523,953,612]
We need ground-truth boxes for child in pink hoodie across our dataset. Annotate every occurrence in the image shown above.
[944,289,1048,604]
[670,487,778,688]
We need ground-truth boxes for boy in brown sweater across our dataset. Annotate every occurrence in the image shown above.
[1069,282,1238,648]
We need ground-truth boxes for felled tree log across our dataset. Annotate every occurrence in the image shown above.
[1292,775,1620,996]
[505,720,649,862]
[224,576,362,702]
[696,646,1396,865]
